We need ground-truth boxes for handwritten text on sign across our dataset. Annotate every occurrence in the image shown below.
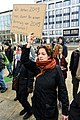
[11,4,47,38]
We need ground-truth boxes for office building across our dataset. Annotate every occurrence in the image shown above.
[0,10,27,43]
[0,0,80,43]
[36,0,80,43]
[0,10,13,42]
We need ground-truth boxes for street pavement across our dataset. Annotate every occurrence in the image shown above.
[0,49,80,120]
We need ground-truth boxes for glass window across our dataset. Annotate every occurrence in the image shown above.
[43,31,47,35]
[63,7,70,28]
[56,9,62,26]
[72,0,80,4]
[63,30,70,35]
[71,6,79,27]
[63,15,70,20]
[63,7,70,13]
[44,18,47,23]
[63,22,70,27]
[56,9,62,14]
[48,3,54,9]
[71,21,79,27]
[48,10,54,16]
[55,30,62,35]
[49,31,53,35]
[55,1,62,8]
[49,17,54,22]
[72,6,79,12]
[71,14,79,19]
[2,25,5,30]
[56,16,62,21]
[63,0,70,6]
[49,23,54,29]
[0,16,3,21]
[71,29,79,34]
[56,23,62,28]
[44,24,47,29]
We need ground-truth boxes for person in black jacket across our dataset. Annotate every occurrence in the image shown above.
[4,42,13,77]
[69,44,80,98]
[20,34,69,120]
[69,91,80,120]
[16,38,36,119]
[57,36,68,58]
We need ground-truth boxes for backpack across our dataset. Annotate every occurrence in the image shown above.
[0,53,5,72]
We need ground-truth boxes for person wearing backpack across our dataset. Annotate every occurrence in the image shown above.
[69,41,80,98]
[4,42,13,78]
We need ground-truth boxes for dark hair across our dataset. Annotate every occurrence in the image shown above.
[4,42,12,47]
[37,45,53,58]
[57,36,65,45]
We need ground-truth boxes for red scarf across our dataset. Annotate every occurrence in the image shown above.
[36,58,56,77]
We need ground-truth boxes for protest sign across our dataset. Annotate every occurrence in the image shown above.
[11,4,47,38]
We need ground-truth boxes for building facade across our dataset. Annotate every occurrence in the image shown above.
[0,10,13,42]
[0,10,27,44]
[0,0,80,44]
[36,0,80,43]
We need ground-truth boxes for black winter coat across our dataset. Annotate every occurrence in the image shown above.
[15,46,35,99]
[21,47,69,120]
[69,49,80,77]
[5,47,13,63]
[69,92,80,120]
[32,66,69,120]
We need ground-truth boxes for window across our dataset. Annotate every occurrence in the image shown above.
[55,30,62,35]
[63,29,79,36]
[71,6,79,27]
[49,31,53,35]
[44,24,47,29]
[63,0,70,6]
[72,0,80,4]
[55,1,62,8]
[63,15,70,20]
[63,22,70,27]
[56,23,62,28]
[43,31,47,35]
[49,17,54,22]
[63,7,70,13]
[71,21,79,27]
[72,6,79,12]
[49,23,54,29]
[48,3,54,9]
[56,9,62,14]
[71,14,79,19]
[48,10,54,16]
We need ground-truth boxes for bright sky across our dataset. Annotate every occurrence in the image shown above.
[0,0,35,12]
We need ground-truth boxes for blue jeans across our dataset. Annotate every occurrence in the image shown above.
[7,62,13,75]
[0,69,7,89]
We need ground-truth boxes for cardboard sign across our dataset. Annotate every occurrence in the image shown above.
[11,4,47,38]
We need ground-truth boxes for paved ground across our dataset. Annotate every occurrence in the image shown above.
[0,49,80,120]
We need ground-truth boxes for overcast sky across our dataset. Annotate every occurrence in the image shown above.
[0,0,35,12]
